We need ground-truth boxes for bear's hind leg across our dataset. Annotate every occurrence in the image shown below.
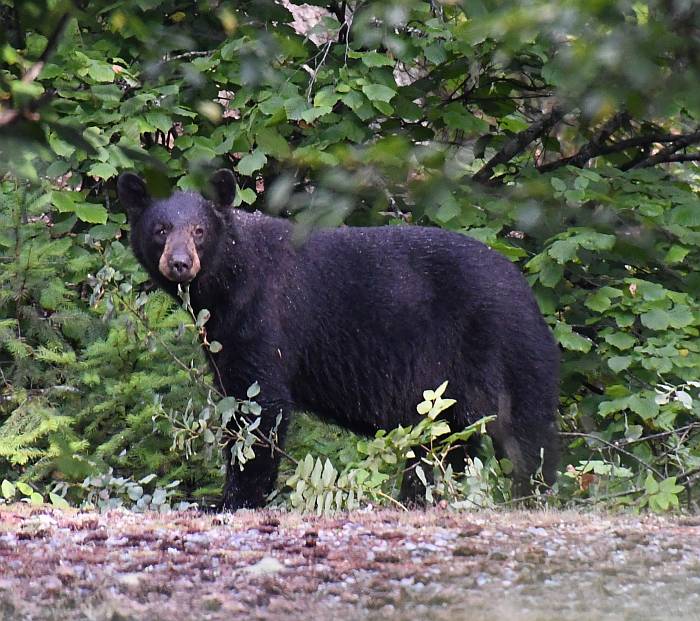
[488,393,559,498]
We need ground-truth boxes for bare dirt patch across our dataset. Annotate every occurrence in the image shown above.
[1,504,699,621]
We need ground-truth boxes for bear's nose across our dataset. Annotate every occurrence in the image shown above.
[169,253,192,275]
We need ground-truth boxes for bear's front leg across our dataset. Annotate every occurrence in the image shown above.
[221,397,290,511]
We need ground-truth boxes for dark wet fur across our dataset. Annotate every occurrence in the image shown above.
[124,179,560,510]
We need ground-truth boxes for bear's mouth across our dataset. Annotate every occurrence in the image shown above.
[162,267,199,283]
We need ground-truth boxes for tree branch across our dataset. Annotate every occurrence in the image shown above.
[537,112,629,172]
[653,152,700,164]
[538,127,700,172]
[632,129,700,168]
[472,105,566,184]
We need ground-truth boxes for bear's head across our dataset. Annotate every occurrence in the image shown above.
[118,169,236,284]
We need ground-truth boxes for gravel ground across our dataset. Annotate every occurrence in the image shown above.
[1,504,699,621]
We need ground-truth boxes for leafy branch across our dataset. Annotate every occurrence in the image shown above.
[89,266,298,468]
[0,12,71,127]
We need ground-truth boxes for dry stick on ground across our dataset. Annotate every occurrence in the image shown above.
[472,105,567,185]
[0,12,71,127]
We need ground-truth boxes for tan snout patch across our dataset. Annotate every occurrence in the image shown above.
[158,226,202,282]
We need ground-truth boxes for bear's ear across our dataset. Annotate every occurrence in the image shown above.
[208,168,237,208]
[117,172,150,217]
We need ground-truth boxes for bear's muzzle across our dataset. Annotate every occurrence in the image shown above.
[158,228,201,282]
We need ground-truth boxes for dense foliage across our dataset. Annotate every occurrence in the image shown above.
[0,0,698,511]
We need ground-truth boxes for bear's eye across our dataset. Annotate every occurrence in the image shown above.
[154,225,169,239]
[194,226,205,239]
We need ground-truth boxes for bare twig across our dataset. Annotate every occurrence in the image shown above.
[374,490,409,511]
[560,431,664,479]
[162,50,212,62]
[472,105,566,184]
[619,423,700,447]
[306,40,333,102]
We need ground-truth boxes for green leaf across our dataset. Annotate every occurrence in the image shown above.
[284,96,309,121]
[628,395,659,420]
[604,332,636,350]
[417,401,432,415]
[443,104,488,133]
[46,160,71,178]
[358,51,395,67]
[664,245,689,264]
[341,90,365,111]
[1,480,15,500]
[10,80,44,103]
[16,482,33,496]
[554,322,592,352]
[258,95,285,116]
[87,60,115,83]
[321,459,336,486]
[659,476,684,495]
[236,188,257,205]
[539,261,564,287]
[582,233,615,251]
[361,84,396,103]
[301,106,333,123]
[435,199,461,223]
[667,305,694,329]
[52,191,78,212]
[313,87,342,108]
[49,493,70,509]
[202,428,216,444]
[669,203,700,227]
[585,289,613,312]
[640,309,671,331]
[608,356,632,373]
[236,150,267,176]
[550,177,566,192]
[196,309,211,327]
[424,42,447,64]
[548,239,578,264]
[88,162,118,180]
[645,473,660,495]
[74,203,108,224]
[256,128,290,158]
[310,457,323,487]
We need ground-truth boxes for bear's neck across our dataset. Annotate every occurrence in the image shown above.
[188,211,294,320]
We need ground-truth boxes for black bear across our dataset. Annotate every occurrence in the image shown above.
[118,169,559,510]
